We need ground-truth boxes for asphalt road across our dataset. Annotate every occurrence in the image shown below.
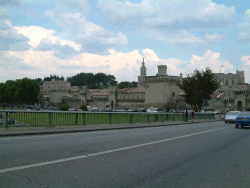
[1,121,250,188]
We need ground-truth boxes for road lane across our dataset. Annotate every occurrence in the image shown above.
[0,122,228,169]
[1,122,249,187]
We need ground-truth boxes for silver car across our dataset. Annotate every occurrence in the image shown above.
[225,111,241,123]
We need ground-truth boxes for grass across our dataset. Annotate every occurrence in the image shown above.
[1,111,215,127]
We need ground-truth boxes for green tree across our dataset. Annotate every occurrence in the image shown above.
[35,78,43,85]
[79,104,87,111]
[67,72,118,88]
[0,83,6,108]
[44,74,64,81]
[118,81,137,89]
[15,78,40,105]
[60,104,69,111]
[177,68,219,112]
[3,80,16,105]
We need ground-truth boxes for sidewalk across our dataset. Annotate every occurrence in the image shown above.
[0,119,221,137]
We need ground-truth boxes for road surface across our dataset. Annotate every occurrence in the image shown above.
[1,121,249,187]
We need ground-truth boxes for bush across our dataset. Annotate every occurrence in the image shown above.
[79,104,88,111]
[60,104,69,111]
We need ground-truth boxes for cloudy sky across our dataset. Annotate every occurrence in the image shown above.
[1,0,250,83]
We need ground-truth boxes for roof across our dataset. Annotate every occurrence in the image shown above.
[89,89,108,93]
[91,92,108,96]
[128,87,145,93]
[211,94,224,99]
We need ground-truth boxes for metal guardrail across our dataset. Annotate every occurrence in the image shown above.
[0,110,215,128]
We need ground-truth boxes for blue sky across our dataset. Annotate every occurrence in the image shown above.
[1,0,250,83]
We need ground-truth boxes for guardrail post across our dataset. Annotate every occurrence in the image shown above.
[75,113,78,125]
[130,114,133,124]
[166,114,169,121]
[5,112,8,128]
[147,114,150,122]
[49,112,52,127]
[155,114,158,122]
[173,114,175,121]
[83,113,86,126]
[109,113,112,124]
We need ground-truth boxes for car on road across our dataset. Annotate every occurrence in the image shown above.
[235,111,250,128]
[225,111,241,123]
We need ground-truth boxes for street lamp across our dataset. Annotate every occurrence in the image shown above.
[220,66,224,115]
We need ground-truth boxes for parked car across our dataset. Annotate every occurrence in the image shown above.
[158,109,167,113]
[146,107,158,113]
[126,108,134,112]
[141,108,147,112]
[68,108,75,111]
[235,111,250,128]
[225,111,241,123]
[117,108,125,112]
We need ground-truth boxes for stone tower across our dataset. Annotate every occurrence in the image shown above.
[157,65,167,76]
[108,86,118,109]
[138,58,147,87]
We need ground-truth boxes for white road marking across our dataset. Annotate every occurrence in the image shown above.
[0,126,233,174]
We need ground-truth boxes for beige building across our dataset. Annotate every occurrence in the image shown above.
[39,60,250,111]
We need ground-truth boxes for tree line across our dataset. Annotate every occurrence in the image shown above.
[0,78,40,109]
[34,73,138,89]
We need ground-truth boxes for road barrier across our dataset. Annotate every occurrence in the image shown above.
[0,110,215,128]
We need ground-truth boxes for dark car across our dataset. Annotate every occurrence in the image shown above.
[141,108,147,112]
[235,111,250,128]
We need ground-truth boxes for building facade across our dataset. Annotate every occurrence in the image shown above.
[39,60,250,111]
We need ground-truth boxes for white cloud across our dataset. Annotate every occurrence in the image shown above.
[146,30,224,47]
[0,6,10,19]
[98,0,235,29]
[4,48,143,82]
[186,50,234,75]
[47,0,92,18]
[14,26,81,51]
[1,47,238,84]
[0,19,31,51]
[46,12,128,54]
[205,33,224,43]
[148,30,205,47]
[237,9,250,44]
[241,55,250,83]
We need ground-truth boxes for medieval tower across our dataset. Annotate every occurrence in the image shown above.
[138,58,147,87]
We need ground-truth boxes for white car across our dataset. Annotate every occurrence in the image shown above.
[146,107,158,113]
[225,111,241,123]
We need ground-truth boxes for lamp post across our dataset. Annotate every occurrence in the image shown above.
[220,66,224,115]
